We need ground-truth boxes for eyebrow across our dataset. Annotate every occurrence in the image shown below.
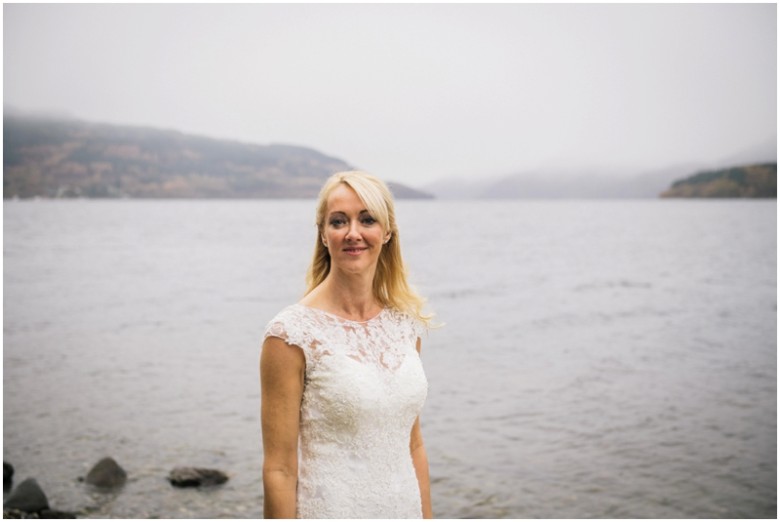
[328,209,371,216]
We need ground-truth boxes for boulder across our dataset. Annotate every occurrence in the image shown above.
[3,478,49,513]
[168,467,229,487]
[4,462,14,490]
[3,508,77,519]
[39,509,77,519]
[84,457,127,489]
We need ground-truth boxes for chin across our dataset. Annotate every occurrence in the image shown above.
[336,259,379,275]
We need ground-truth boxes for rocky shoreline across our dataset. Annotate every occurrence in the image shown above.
[3,458,230,519]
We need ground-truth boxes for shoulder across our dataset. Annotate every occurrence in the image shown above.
[263,303,314,349]
[384,307,427,339]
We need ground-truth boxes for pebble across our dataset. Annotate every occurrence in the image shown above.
[168,467,229,487]
[84,457,127,489]
[3,478,49,513]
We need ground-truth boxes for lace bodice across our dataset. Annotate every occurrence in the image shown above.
[263,303,428,519]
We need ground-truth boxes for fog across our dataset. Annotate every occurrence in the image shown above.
[4,3,776,186]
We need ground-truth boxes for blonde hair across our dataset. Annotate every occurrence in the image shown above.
[305,171,431,326]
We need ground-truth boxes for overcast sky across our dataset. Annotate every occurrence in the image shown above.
[4,3,777,186]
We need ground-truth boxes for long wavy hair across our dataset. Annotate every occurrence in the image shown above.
[305,171,431,326]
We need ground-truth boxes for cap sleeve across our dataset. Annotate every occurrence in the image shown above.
[263,305,310,349]
[405,313,427,340]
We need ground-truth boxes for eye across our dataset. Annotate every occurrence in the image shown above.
[329,217,346,227]
[361,215,377,225]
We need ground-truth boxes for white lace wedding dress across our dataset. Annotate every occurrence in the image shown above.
[263,303,428,519]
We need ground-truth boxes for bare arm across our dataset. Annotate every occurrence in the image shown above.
[261,336,305,519]
[411,337,433,518]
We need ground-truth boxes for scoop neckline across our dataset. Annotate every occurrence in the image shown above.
[296,303,386,324]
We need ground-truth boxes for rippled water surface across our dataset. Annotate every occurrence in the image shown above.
[3,199,776,518]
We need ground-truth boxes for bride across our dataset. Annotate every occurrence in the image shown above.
[261,171,433,518]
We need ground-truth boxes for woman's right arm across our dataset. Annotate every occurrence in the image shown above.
[260,336,305,518]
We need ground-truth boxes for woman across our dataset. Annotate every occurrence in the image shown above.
[260,171,433,519]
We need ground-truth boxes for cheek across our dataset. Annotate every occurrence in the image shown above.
[369,230,387,245]
[323,228,339,241]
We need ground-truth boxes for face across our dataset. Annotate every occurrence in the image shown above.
[322,183,390,276]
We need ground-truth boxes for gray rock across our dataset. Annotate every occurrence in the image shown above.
[84,457,126,489]
[4,462,14,481]
[168,467,229,487]
[3,478,49,513]
[1,508,31,519]
[39,509,77,519]
[3,507,78,519]
[4,462,14,491]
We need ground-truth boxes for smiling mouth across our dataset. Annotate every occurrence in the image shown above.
[343,247,367,255]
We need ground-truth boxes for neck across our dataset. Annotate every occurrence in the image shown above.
[310,267,380,318]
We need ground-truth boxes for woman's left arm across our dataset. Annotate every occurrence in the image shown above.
[410,416,432,518]
[411,337,433,518]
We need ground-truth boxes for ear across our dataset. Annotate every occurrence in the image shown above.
[384,231,391,244]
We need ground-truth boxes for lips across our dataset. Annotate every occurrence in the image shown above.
[343,247,368,255]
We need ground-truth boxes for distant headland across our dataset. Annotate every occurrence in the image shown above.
[3,114,433,200]
[660,163,776,198]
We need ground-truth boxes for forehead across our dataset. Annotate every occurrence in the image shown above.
[326,184,367,213]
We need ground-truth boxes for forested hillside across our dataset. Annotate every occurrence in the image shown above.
[3,115,432,199]
[660,163,776,198]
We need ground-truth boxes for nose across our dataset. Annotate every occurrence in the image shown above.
[345,220,361,242]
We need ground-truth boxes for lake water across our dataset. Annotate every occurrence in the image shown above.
[3,199,776,518]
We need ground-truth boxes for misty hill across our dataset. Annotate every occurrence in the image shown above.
[425,152,777,200]
[423,137,777,199]
[3,114,432,199]
[424,164,700,200]
[660,163,776,198]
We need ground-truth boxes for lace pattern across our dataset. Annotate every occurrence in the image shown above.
[263,304,428,518]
